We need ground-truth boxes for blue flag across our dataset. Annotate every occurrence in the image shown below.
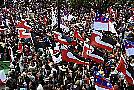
[94,72,113,90]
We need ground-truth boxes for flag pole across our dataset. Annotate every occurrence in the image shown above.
[57,0,61,32]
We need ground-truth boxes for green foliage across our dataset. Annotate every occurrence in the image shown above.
[68,0,132,12]
[69,0,92,10]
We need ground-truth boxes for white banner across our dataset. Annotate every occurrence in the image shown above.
[93,22,108,31]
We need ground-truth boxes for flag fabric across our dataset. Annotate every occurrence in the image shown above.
[90,31,115,51]
[124,40,134,56]
[83,43,104,63]
[54,32,76,46]
[74,30,84,42]
[94,71,113,90]
[93,17,109,31]
[116,55,134,85]
[18,29,31,39]
[93,21,108,31]
[101,32,117,46]
[94,15,117,34]
[0,70,6,85]
[61,46,90,65]
[16,20,31,31]
[17,20,32,39]
[108,21,118,35]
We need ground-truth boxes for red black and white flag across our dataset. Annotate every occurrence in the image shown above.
[83,43,104,63]
[90,31,116,52]
[16,20,32,31]
[54,32,76,46]
[61,46,90,65]
[18,28,31,39]
[116,55,134,85]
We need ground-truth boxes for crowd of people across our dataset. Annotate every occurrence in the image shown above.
[0,0,134,90]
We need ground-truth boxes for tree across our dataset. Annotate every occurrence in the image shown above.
[68,0,131,13]
[69,0,93,12]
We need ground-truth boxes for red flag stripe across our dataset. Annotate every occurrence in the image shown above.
[62,49,90,65]
[90,31,113,51]
[116,56,134,85]
[54,33,76,46]
[83,44,104,63]
[18,29,31,39]
[16,20,32,31]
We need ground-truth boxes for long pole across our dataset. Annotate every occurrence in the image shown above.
[57,0,60,31]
